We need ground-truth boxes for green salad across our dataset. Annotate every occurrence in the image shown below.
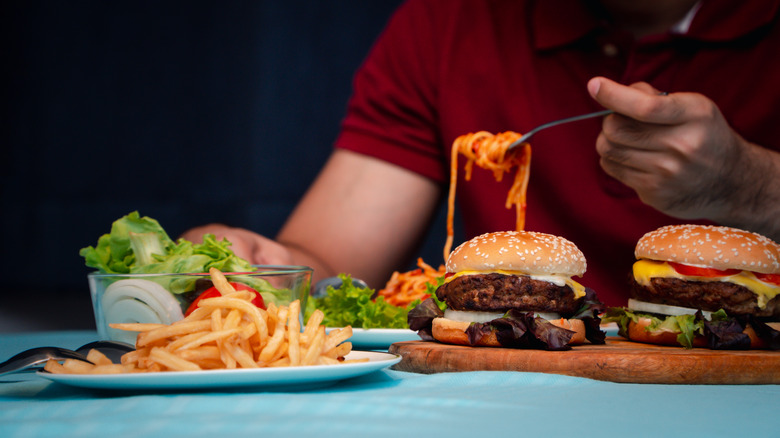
[308,274,444,329]
[80,211,293,305]
[81,212,254,283]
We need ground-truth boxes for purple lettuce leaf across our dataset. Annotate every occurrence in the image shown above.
[407,298,443,341]
[468,310,575,351]
[740,316,780,350]
[703,315,751,350]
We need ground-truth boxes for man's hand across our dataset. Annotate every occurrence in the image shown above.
[181,149,442,287]
[180,224,294,266]
[587,76,780,240]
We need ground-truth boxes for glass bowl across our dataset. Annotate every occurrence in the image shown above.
[88,265,313,344]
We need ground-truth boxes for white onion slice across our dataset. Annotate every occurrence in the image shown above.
[627,298,712,318]
[101,279,184,344]
[528,274,566,287]
[444,309,504,323]
[103,299,163,344]
[533,312,563,320]
[443,308,561,323]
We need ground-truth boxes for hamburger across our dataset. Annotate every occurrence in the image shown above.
[408,231,605,350]
[605,224,780,349]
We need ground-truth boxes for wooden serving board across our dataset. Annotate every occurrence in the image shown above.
[388,337,780,384]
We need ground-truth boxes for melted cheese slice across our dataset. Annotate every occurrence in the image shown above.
[444,269,586,300]
[633,259,780,309]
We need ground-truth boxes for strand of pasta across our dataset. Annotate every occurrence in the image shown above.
[443,131,531,261]
[378,131,531,308]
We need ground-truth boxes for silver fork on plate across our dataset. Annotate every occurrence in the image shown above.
[0,340,135,376]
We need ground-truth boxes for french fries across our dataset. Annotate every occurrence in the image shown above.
[44,268,364,375]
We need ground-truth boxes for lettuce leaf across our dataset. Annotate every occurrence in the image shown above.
[407,287,606,350]
[80,211,175,274]
[571,287,606,345]
[477,310,575,350]
[311,274,420,329]
[745,318,780,349]
[407,297,444,340]
[704,317,752,349]
[602,307,780,350]
[603,307,703,348]
[80,211,268,295]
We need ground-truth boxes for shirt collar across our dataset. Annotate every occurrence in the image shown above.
[669,1,701,35]
[688,0,780,41]
[531,0,780,49]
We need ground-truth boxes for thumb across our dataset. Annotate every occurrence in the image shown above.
[586,76,605,100]
[587,76,672,123]
[587,76,628,108]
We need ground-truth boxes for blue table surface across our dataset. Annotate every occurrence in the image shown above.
[1,331,778,438]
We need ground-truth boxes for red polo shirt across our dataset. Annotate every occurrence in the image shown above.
[335,0,780,305]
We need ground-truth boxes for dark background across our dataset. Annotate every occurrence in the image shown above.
[2,0,456,332]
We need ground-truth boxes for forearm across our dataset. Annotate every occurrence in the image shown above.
[275,240,339,286]
[275,149,441,289]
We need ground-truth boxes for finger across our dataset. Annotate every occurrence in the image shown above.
[224,238,255,262]
[588,77,679,125]
[252,238,294,266]
[180,224,233,244]
[598,150,685,214]
[595,132,647,174]
[179,226,212,243]
[597,138,669,177]
[628,81,662,95]
[601,113,673,152]
[596,127,687,190]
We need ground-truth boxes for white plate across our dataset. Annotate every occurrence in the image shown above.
[330,328,420,349]
[601,322,619,336]
[37,351,400,391]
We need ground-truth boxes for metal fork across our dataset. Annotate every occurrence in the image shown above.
[0,347,90,376]
[509,91,670,150]
[507,109,613,151]
[0,340,134,376]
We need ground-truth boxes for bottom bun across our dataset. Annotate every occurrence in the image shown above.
[626,318,707,348]
[548,318,586,345]
[431,317,586,347]
[432,318,499,347]
[626,317,780,349]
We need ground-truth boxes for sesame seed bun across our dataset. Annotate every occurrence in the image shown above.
[634,224,780,274]
[446,230,587,277]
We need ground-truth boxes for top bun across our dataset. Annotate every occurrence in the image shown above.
[446,230,586,277]
[635,224,780,274]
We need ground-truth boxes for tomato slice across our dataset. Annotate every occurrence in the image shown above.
[229,282,266,310]
[184,288,220,316]
[184,282,265,316]
[249,290,265,310]
[755,272,780,286]
[668,261,741,278]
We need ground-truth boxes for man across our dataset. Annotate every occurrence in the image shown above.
[184,0,780,305]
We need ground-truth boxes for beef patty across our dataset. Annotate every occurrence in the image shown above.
[630,277,780,318]
[435,273,581,316]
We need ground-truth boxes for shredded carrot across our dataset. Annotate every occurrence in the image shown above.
[376,258,445,307]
